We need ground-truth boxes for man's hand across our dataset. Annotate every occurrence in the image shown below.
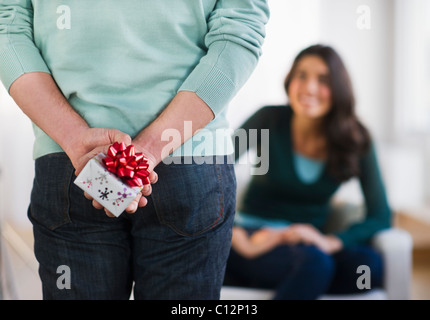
[70,131,159,217]
[65,127,132,175]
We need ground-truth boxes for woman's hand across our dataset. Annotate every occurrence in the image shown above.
[231,227,285,259]
[282,224,343,254]
[231,224,343,259]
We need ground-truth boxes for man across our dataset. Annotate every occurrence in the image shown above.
[0,0,269,299]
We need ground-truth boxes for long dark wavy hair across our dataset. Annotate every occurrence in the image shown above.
[284,44,371,182]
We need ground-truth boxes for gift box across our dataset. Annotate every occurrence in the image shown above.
[74,142,150,217]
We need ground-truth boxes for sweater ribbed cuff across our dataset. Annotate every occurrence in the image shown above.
[0,44,50,91]
[179,62,236,117]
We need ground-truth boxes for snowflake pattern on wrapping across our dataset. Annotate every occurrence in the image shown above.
[112,188,134,207]
[81,178,93,189]
[98,187,113,200]
[95,171,109,185]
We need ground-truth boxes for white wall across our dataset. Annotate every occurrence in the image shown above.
[319,0,395,142]
[0,85,35,228]
[227,0,322,128]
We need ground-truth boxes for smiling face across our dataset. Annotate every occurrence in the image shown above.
[287,55,332,120]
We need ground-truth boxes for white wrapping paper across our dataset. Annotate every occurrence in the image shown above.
[74,153,142,217]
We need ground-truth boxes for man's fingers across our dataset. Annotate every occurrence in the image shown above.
[92,199,104,210]
[125,193,142,213]
[84,192,93,200]
[104,208,116,218]
[138,195,148,208]
[141,184,152,197]
[74,136,132,176]
[149,171,158,184]
[107,129,132,147]
[74,145,107,176]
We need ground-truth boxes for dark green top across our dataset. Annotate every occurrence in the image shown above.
[235,105,392,247]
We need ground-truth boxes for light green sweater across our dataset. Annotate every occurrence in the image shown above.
[0,0,269,159]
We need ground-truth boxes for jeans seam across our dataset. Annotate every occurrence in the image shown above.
[210,163,224,230]
[63,160,74,226]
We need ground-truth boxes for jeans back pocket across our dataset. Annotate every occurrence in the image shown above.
[28,153,74,230]
[152,159,235,237]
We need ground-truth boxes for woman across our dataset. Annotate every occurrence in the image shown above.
[224,44,392,300]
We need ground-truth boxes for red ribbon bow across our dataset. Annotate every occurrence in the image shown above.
[102,142,150,188]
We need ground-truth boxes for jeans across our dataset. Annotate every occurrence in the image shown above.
[28,153,236,300]
[224,229,384,300]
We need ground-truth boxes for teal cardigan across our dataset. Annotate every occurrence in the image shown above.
[235,105,392,247]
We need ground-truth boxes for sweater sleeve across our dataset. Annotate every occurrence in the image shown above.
[178,0,270,117]
[335,143,392,247]
[0,0,51,92]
